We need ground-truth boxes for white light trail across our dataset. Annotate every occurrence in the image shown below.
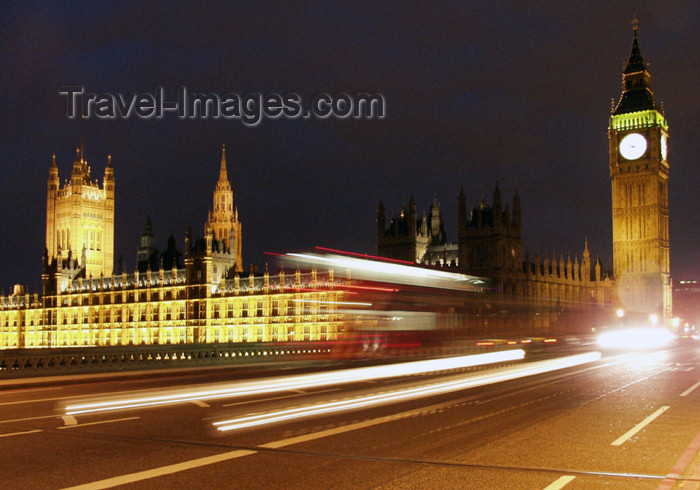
[291,299,373,306]
[286,252,486,291]
[214,352,602,432]
[64,350,525,416]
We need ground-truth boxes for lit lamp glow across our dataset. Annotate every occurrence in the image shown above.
[597,327,673,350]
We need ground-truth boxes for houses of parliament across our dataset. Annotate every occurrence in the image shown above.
[379,24,671,331]
[0,26,673,349]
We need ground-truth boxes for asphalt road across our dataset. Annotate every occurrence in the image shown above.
[1,342,699,489]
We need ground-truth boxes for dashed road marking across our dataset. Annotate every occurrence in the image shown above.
[611,406,669,446]
[680,380,700,397]
[57,417,140,430]
[543,475,576,490]
[0,429,42,438]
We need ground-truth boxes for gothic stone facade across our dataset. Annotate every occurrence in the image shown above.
[0,145,343,349]
[378,185,615,336]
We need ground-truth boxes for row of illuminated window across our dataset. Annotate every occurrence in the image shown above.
[55,305,187,324]
[61,289,186,306]
[1,299,338,327]
[211,298,335,318]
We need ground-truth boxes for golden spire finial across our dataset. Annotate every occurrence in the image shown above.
[218,144,228,181]
[632,14,639,32]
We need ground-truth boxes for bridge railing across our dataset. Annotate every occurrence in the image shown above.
[0,342,337,379]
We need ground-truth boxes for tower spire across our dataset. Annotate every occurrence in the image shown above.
[207,145,242,272]
[79,113,86,163]
[218,144,228,183]
[623,20,646,75]
[613,19,656,115]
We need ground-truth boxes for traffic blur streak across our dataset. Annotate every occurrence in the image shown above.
[285,251,488,291]
[214,351,603,432]
[63,350,525,416]
[279,249,491,359]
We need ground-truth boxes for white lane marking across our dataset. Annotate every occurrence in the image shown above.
[0,386,158,407]
[0,386,63,396]
[0,414,64,425]
[57,417,140,430]
[681,380,700,397]
[192,400,210,408]
[259,395,471,449]
[543,475,576,489]
[62,415,78,426]
[0,395,79,406]
[220,388,341,408]
[61,450,256,489]
[0,429,43,438]
[611,406,670,446]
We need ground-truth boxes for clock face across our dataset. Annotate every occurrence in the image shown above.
[619,133,647,160]
[660,134,668,160]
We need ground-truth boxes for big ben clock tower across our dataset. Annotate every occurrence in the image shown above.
[609,21,671,321]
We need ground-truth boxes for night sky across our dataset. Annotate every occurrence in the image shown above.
[0,2,698,293]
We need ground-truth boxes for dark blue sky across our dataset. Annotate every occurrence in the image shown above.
[0,1,698,292]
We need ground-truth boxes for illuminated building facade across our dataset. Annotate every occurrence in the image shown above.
[0,266,341,349]
[0,146,342,349]
[46,142,115,281]
[609,24,671,320]
[206,145,243,274]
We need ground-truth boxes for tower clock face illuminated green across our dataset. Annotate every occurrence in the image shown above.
[619,133,647,160]
[660,134,668,160]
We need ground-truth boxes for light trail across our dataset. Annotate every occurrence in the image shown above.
[214,351,602,432]
[291,299,373,306]
[64,349,525,416]
[284,252,487,291]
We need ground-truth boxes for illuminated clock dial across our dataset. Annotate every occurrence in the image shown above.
[619,133,647,160]
[660,134,668,160]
